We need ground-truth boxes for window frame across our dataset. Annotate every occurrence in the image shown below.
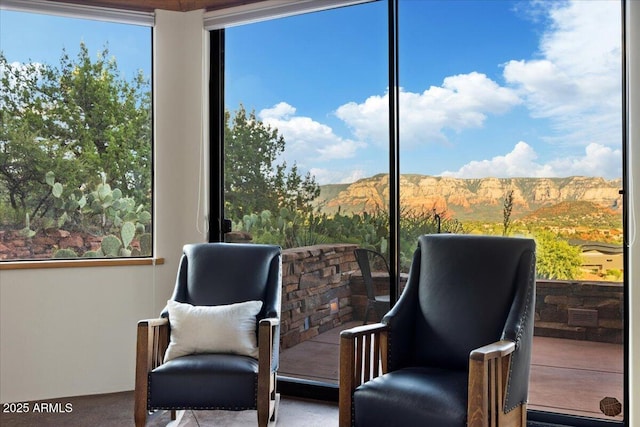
[0,2,156,265]
[209,1,629,425]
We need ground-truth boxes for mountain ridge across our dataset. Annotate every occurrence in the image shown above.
[313,175,622,222]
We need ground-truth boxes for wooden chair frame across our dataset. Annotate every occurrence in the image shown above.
[339,323,388,427]
[339,324,527,427]
[134,316,280,427]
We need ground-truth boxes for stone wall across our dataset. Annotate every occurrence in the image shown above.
[0,229,103,260]
[279,244,625,349]
[7,236,621,348]
[534,280,624,344]
[280,244,358,349]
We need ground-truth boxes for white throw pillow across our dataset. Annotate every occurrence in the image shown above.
[164,299,263,363]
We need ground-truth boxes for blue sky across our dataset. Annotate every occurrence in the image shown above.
[0,11,151,81]
[227,0,622,184]
[1,0,622,185]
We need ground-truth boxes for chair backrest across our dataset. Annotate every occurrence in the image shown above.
[167,243,282,321]
[386,235,535,397]
[354,248,390,300]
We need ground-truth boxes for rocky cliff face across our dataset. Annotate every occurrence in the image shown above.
[314,175,622,221]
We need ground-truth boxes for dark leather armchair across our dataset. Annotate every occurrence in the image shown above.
[340,234,536,427]
[134,243,282,427]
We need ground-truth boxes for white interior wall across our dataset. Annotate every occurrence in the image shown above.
[0,9,207,403]
[0,3,637,425]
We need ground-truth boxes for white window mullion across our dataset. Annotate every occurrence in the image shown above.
[0,0,154,26]
[203,0,376,30]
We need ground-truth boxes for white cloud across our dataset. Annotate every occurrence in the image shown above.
[258,102,366,163]
[503,0,621,146]
[310,167,367,185]
[335,72,521,147]
[334,95,388,145]
[253,1,622,184]
[441,141,621,179]
[260,102,296,119]
[547,142,621,178]
[441,141,550,178]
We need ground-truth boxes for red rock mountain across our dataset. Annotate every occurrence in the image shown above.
[314,175,622,222]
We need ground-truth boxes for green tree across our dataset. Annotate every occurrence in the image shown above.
[0,53,71,221]
[224,105,320,220]
[0,44,151,228]
[535,231,582,280]
[52,44,151,206]
[274,162,320,215]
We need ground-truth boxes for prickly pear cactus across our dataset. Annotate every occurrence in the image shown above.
[121,222,136,249]
[100,235,123,257]
[42,171,152,258]
[52,248,78,259]
[139,233,152,256]
[20,213,37,238]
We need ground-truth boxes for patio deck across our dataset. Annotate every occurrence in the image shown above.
[279,321,624,421]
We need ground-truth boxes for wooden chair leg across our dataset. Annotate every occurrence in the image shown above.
[258,392,268,426]
[270,372,280,425]
[134,403,146,427]
[269,391,280,426]
[171,410,176,420]
[135,318,169,427]
[258,372,279,426]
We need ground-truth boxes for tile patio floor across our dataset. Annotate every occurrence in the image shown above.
[279,321,624,421]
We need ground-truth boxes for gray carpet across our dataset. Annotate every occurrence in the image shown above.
[0,391,338,427]
[150,398,338,427]
[0,391,575,427]
[167,401,337,427]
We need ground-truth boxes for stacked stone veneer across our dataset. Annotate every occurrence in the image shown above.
[535,280,623,344]
[280,244,358,349]
[2,236,623,346]
[0,229,103,259]
[279,244,624,349]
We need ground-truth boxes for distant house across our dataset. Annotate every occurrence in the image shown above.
[571,240,624,277]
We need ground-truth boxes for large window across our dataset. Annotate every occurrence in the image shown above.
[212,0,626,423]
[0,7,153,261]
[398,0,623,421]
[220,0,389,387]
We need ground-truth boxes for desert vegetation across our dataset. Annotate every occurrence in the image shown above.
[0,45,622,281]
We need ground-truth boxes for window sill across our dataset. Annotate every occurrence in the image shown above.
[0,257,165,270]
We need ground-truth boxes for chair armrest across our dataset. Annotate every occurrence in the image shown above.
[134,318,169,426]
[470,339,515,361]
[139,317,170,328]
[259,317,280,328]
[136,318,170,374]
[468,339,524,427]
[339,323,388,427]
[340,322,388,339]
